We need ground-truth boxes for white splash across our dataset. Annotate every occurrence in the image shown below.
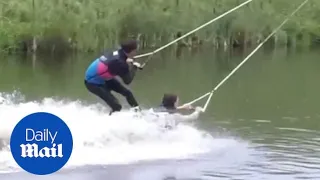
[0,91,243,173]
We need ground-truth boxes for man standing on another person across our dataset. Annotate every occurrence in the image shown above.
[84,40,142,115]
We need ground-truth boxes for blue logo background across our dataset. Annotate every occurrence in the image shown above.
[10,112,73,175]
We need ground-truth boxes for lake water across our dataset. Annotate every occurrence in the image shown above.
[0,46,319,180]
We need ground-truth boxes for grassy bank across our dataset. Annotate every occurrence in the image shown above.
[0,0,319,54]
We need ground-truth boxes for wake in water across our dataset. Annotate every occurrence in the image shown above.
[0,91,246,174]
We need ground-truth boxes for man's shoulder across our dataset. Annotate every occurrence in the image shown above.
[153,106,178,114]
[99,50,126,64]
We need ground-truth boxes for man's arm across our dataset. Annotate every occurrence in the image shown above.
[119,63,138,85]
[172,111,201,122]
[172,107,204,122]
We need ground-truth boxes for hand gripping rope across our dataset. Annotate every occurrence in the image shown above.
[184,0,309,112]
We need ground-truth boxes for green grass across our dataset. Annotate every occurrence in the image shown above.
[0,0,319,54]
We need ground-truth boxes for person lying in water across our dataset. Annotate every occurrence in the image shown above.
[151,93,204,124]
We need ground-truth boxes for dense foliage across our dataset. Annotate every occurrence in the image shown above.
[0,0,319,54]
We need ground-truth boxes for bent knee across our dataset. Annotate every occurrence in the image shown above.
[113,104,122,111]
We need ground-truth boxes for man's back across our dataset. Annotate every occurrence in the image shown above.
[85,50,129,84]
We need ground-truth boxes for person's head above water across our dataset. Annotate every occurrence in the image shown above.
[120,39,138,58]
[161,93,179,109]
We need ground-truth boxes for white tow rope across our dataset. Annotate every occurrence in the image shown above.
[133,0,254,68]
[185,0,309,112]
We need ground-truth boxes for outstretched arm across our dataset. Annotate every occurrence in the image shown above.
[172,107,204,122]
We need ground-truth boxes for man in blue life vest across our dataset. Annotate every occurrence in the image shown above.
[84,40,142,115]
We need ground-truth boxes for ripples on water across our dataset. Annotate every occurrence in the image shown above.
[0,92,252,180]
[207,117,320,180]
[0,91,319,180]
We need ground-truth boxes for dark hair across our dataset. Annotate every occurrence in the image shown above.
[161,94,178,109]
[120,39,138,53]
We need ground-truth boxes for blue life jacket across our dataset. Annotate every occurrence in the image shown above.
[85,49,135,85]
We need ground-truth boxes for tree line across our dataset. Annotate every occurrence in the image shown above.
[0,0,319,54]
